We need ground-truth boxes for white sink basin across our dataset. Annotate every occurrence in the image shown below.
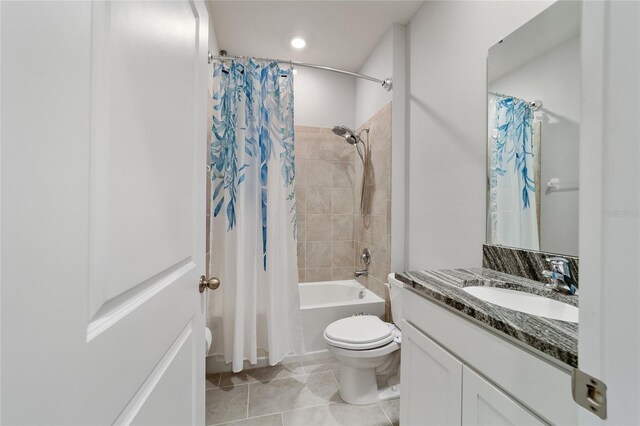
[463,286,578,323]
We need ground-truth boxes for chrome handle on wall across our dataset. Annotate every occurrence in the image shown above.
[199,275,221,293]
[360,248,371,265]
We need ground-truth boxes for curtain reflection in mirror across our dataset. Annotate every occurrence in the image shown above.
[488,94,540,251]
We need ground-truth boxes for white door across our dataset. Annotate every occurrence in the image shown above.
[1,1,210,424]
[461,367,546,426]
[400,321,463,426]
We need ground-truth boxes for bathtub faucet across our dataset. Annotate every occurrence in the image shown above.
[355,269,369,278]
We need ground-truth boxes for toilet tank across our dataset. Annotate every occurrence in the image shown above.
[387,273,404,330]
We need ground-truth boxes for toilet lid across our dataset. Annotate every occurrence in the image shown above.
[324,316,392,347]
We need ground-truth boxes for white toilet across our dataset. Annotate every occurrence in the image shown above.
[323,273,403,405]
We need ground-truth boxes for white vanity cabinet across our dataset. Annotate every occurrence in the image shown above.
[462,367,546,426]
[401,321,546,426]
[401,322,462,425]
[401,287,577,426]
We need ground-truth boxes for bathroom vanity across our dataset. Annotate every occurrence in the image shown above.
[397,269,578,425]
[394,3,586,423]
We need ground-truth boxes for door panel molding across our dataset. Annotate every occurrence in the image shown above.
[87,0,201,322]
[114,320,193,425]
[87,258,194,341]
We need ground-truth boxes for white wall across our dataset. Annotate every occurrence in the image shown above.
[356,27,393,128]
[294,66,356,129]
[406,1,553,270]
[490,36,580,256]
[355,24,407,272]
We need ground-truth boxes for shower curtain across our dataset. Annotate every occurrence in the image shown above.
[208,59,303,372]
[488,94,539,251]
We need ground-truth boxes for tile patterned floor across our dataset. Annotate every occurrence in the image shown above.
[206,357,400,426]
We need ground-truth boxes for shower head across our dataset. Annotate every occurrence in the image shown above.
[332,125,359,145]
[332,125,368,163]
[332,125,370,218]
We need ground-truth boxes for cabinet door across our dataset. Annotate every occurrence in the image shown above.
[400,321,463,426]
[462,366,547,426]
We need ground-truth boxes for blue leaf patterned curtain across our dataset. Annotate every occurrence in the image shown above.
[488,94,539,251]
[208,59,302,372]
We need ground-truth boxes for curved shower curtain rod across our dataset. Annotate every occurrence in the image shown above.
[489,91,542,111]
[208,50,393,92]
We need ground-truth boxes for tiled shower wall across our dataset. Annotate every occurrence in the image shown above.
[295,103,392,317]
[294,126,357,282]
[354,103,392,318]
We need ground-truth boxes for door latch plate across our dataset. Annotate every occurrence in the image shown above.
[572,368,607,419]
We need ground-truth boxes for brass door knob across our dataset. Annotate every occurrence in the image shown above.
[199,275,221,293]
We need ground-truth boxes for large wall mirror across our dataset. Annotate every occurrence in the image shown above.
[486,1,581,256]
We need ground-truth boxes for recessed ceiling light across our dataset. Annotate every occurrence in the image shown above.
[290,37,306,49]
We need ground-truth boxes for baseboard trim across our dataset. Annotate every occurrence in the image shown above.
[206,349,333,374]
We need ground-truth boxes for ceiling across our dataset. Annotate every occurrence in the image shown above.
[208,1,424,72]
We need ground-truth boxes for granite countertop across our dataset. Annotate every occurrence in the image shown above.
[396,268,578,368]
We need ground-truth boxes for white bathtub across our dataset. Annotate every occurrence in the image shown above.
[299,280,385,353]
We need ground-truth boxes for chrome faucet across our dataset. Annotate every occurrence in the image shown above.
[542,257,578,295]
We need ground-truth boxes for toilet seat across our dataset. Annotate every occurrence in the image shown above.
[326,338,400,358]
[324,316,394,350]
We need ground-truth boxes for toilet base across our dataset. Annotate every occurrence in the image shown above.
[378,384,401,402]
[337,365,401,405]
